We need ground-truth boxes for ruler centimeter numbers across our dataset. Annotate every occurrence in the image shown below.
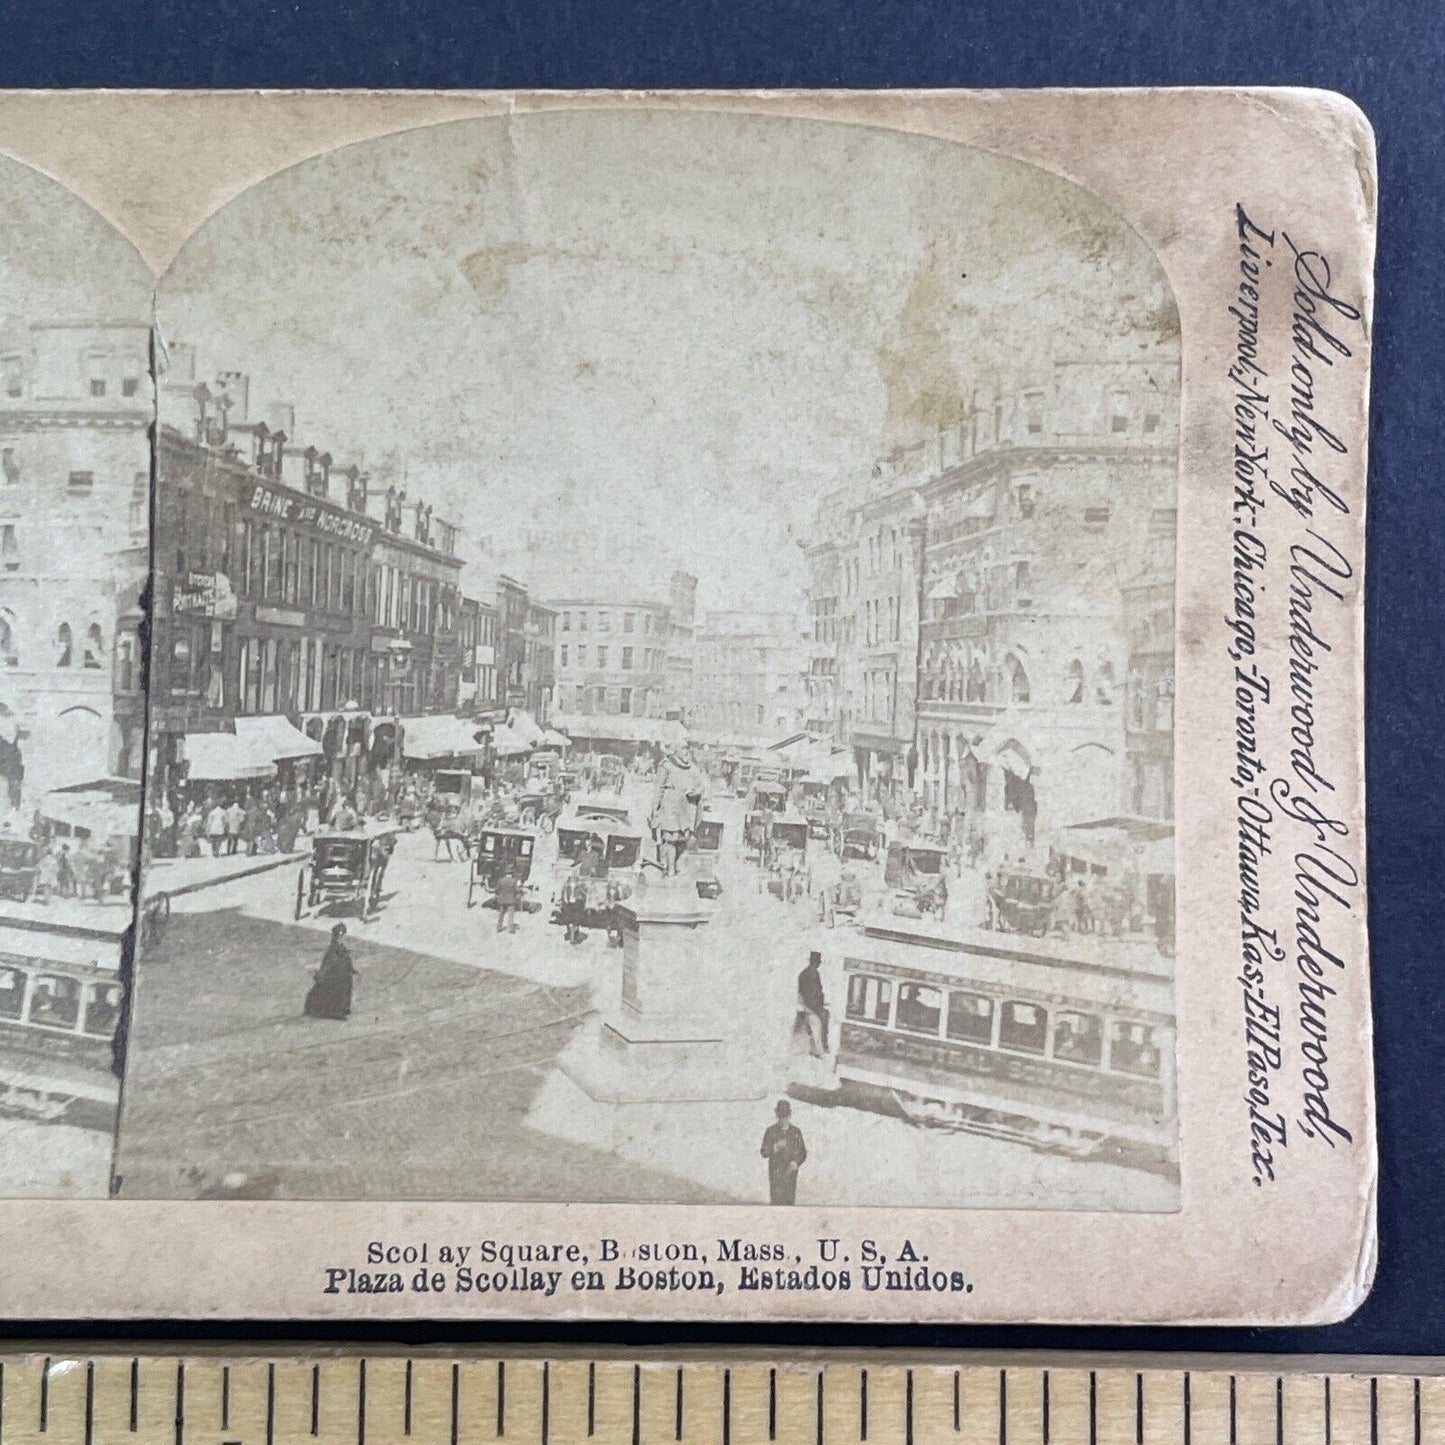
[0,1353,1438,1445]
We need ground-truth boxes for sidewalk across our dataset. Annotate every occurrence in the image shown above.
[143,846,305,901]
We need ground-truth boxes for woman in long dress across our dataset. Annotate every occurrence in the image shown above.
[304,923,356,1020]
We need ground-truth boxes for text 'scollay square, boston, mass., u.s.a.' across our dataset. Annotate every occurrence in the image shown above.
[0,88,1373,1324]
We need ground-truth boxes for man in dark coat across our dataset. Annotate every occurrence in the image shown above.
[304,923,356,1020]
[760,1099,807,1205]
[797,951,828,1057]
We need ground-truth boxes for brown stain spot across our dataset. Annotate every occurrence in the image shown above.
[460,241,532,303]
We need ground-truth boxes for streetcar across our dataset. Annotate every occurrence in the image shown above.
[840,809,884,862]
[988,867,1061,936]
[295,823,399,921]
[0,925,123,1129]
[467,827,540,910]
[834,917,1177,1167]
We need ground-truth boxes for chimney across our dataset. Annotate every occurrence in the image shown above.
[214,370,250,424]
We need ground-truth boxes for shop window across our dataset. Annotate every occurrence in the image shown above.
[846,973,892,1025]
[998,1000,1048,1055]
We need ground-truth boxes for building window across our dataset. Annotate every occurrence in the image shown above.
[55,622,73,668]
[561,611,571,631]
[1065,658,1084,705]
[579,611,588,632]
[122,376,140,398]
[598,611,610,632]
[1005,653,1030,705]
[1,355,21,398]
[623,612,634,633]
[621,646,633,670]
[1,449,18,485]
[1109,390,1130,433]
[0,611,17,668]
[596,645,608,669]
[1023,391,1045,435]
[1084,505,1111,531]
[619,687,632,714]
[89,378,106,398]
[1143,411,1161,434]
[0,526,17,572]
[1014,483,1035,519]
[559,644,568,668]
[83,623,104,669]
[67,470,94,496]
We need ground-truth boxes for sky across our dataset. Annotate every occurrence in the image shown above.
[156,110,1178,612]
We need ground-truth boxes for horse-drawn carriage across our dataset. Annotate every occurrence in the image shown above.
[0,838,40,902]
[516,790,564,834]
[884,840,949,918]
[467,827,541,910]
[988,867,1061,936]
[763,816,812,902]
[839,809,884,862]
[690,816,724,900]
[295,823,399,921]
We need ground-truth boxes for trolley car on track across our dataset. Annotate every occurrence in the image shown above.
[834,917,1177,1169]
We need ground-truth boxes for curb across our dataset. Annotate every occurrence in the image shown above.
[147,851,303,901]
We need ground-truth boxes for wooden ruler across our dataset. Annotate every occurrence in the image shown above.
[0,1350,1437,1444]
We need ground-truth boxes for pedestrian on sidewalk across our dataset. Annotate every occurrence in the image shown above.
[304,923,356,1021]
[205,799,226,858]
[224,796,244,856]
[760,1099,807,1205]
[796,951,829,1058]
[494,866,522,934]
[242,796,266,856]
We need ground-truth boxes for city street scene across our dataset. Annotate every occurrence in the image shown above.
[116,110,1181,1210]
[0,153,155,1195]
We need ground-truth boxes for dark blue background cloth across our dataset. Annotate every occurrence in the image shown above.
[0,0,1438,1353]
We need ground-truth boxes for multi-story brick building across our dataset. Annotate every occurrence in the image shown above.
[690,610,807,745]
[911,359,1177,846]
[149,346,462,793]
[0,319,152,800]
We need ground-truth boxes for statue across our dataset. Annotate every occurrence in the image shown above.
[647,739,705,877]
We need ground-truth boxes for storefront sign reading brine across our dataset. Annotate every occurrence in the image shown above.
[248,482,377,547]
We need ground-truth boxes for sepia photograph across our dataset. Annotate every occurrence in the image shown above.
[0,153,152,1195]
[105,110,1183,1211]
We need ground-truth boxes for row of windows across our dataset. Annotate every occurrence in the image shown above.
[556,683,647,715]
[559,608,658,635]
[557,644,664,673]
[0,967,121,1040]
[846,972,1164,1079]
[0,612,131,680]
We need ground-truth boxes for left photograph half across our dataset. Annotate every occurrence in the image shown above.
[0,156,153,1194]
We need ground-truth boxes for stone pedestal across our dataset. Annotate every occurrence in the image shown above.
[559,870,766,1105]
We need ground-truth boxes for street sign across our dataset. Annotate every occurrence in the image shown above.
[0,1350,1436,1444]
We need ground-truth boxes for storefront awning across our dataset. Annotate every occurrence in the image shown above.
[539,729,570,749]
[548,713,687,747]
[183,731,276,782]
[39,791,139,840]
[490,724,531,757]
[508,710,547,747]
[234,715,324,763]
[398,715,487,762]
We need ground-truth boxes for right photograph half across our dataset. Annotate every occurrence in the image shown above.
[113,108,1179,1212]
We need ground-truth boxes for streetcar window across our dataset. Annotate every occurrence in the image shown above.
[945,990,994,1044]
[999,1000,1048,1055]
[1051,1009,1103,1066]
[895,983,943,1037]
[83,983,121,1038]
[0,966,24,1019]
[846,973,892,1024]
[28,975,79,1029]
[1109,1021,1163,1077]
